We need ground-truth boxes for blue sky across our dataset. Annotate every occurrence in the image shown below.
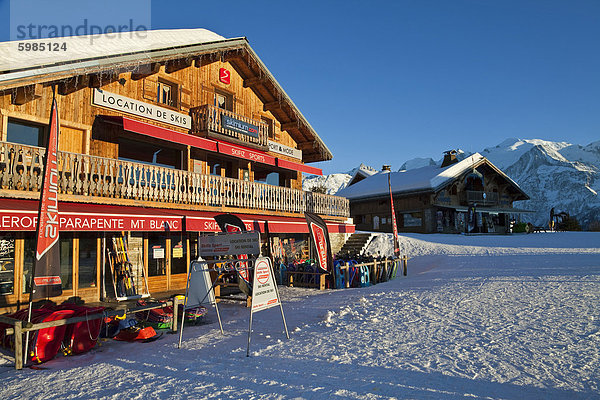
[1,0,599,174]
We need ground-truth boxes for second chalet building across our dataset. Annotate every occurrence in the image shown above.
[0,29,353,310]
[338,151,530,234]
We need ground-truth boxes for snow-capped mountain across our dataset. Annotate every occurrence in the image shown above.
[303,138,600,229]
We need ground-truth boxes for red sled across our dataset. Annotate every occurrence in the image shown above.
[2,308,76,364]
[52,304,105,355]
[114,326,157,342]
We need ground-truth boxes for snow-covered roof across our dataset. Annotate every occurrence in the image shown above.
[347,163,378,186]
[337,153,526,200]
[0,29,228,76]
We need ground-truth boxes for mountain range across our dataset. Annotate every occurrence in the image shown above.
[303,138,600,229]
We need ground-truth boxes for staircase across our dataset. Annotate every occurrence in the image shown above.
[337,233,374,256]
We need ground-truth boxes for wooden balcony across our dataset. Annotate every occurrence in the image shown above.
[190,104,269,149]
[0,142,349,218]
[462,190,499,206]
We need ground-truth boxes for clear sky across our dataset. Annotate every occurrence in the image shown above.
[1,0,599,174]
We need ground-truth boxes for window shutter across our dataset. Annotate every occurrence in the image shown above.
[142,78,158,101]
[180,86,192,112]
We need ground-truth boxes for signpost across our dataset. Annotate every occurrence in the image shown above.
[247,257,289,357]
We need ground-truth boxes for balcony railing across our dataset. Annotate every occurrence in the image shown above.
[190,104,269,149]
[463,190,499,206]
[0,142,349,218]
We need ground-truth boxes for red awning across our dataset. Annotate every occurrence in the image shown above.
[277,158,322,176]
[103,116,322,174]
[0,199,354,234]
[104,116,218,152]
[216,140,276,166]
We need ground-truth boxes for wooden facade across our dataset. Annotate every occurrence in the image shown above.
[0,31,352,312]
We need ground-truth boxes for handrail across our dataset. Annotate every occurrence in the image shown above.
[190,104,268,148]
[0,141,349,217]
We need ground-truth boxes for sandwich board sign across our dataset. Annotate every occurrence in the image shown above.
[246,257,289,356]
[178,258,223,348]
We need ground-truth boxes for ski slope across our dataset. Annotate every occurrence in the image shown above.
[1,232,599,399]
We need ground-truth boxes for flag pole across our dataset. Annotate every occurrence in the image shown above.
[23,85,62,365]
[387,168,400,257]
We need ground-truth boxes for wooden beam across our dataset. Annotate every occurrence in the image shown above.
[131,63,161,80]
[281,121,300,131]
[193,54,219,68]
[165,59,192,74]
[297,141,316,150]
[11,83,43,105]
[243,76,267,88]
[263,101,282,112]
[223,51,246,63]
[89,72,119,88]
[57,76,89,95]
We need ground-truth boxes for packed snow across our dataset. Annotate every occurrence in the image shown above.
[1,232,599,399]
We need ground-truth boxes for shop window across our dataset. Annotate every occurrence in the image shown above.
[0,234,15,295]
[7,119,46,147]
[148,234,167,277]
[23,233,73,292]
[171,237,187,275]
[78,234,97,289]
[215,90,233,111]
[157,79,178,108]
[403,212,423,228]
[189,233,198,261]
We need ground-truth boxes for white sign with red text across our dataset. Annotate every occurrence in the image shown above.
[251,257,279,312]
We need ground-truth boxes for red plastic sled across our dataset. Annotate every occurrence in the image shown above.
[52,304,105,355]
[1,308,76,363]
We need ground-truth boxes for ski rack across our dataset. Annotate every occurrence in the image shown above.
[105,233,150,302]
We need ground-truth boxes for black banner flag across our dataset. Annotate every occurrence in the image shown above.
[304,212,333,273]
[31,95,62,300]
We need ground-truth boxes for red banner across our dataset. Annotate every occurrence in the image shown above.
[32,96,62,299]
[305,212,333,273]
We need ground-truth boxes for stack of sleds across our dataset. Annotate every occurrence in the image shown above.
[0,303,104,364]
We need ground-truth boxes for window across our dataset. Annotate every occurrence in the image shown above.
[157,79,178,108]
[23,233,73,292]
[0,234,15,295]
[171,238,187,275]
[118,137,182,169]
[7,119,46,147]
[215,90,233,111]
[148,234,167,277]
[78,234,97,289]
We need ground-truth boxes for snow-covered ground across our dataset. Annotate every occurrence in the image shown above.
[1,232,599,399]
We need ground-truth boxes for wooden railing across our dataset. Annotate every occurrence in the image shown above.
[463,190,499,206]
[190,104,268,148]
[0,142,349,218]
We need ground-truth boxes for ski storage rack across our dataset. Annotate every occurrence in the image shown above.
[104,233,150,301]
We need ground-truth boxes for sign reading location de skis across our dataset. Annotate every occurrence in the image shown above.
[251,257,280,312]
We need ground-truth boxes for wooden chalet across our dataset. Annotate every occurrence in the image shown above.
[0,29,353,311]
[337,152,530,234]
